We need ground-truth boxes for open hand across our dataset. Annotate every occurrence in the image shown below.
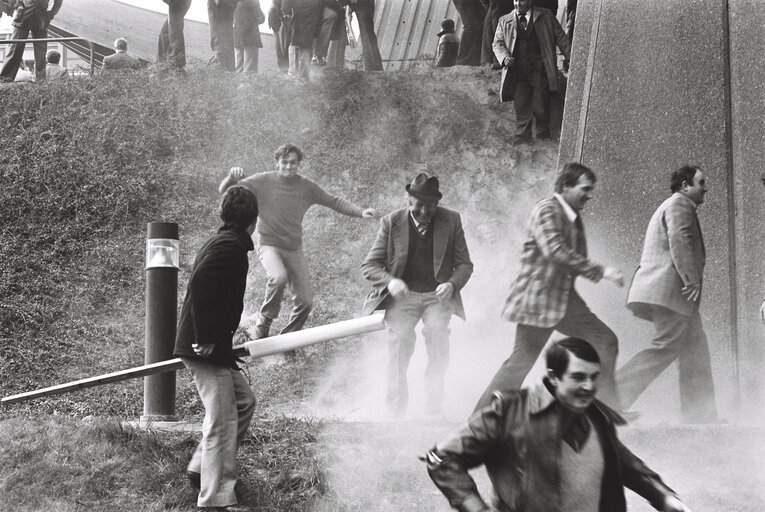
[681,283,701,303]
[362,208,378,219]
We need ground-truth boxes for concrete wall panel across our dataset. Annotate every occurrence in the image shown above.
[559,0,764,419]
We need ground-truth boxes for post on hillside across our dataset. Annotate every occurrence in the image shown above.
[141,222,179,422]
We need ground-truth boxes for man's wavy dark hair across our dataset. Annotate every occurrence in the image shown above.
[554,162,596,193]
[220,186,258,228]
[670,165,700,193]
[546,337,600,377]
[274,143,304,163]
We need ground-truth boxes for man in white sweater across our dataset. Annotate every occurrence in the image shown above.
[220,143,377,339]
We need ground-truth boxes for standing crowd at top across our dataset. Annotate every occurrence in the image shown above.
[0,0,386,82]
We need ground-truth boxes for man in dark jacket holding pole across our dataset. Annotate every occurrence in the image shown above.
[174,186,258,509]
[425,338,693,512]
[0,0,63,82]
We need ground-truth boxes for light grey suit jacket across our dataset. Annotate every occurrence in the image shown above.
[627,193,705,319]
[361,206,473,319]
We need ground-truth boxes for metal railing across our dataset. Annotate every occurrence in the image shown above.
[0,36,95,75]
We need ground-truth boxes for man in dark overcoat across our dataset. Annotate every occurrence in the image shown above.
[493,0,569,142]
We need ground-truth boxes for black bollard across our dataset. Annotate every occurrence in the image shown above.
[141,222,179,422]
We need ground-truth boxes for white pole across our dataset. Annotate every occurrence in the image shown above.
[244,311,386,357]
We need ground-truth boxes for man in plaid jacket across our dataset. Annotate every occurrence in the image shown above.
[475,162,625,410]
[616,165,719,423]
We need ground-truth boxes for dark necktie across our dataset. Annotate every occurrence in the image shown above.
[560,407,591,452]
[519,15,527,30]
[417,223,428,236]
[574,216,586,254]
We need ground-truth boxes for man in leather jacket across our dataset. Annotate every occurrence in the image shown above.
[425,338,693,512]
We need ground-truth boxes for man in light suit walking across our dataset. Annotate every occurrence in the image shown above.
[616,165,719,423]
[475,162,624,411]
[362,172,473,417]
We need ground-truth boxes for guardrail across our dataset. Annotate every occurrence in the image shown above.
[0,36,95,75]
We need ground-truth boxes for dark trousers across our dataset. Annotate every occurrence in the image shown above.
[314,7,338,59]
[511,56,550,138]
[616,306,718,423]
[0,25,47,82]
[207,0,236,71]
[475,291,620,411]
[385,291,453,416]
[452,0,486,66]
[350,0,383,71]
[274,19,292,72]
[157,0,192,69]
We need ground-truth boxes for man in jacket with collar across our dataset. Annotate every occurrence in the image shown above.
[475,163,624,411]
[493,0,569,143]
[174,186,258,510]
[616,165,719,423]
[0,0,63,82]
[426,337,693,512]
[362,172,473,417]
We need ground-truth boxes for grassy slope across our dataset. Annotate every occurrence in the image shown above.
[0,66,558,510]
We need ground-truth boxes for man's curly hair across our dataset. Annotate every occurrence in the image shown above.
[220,186,258,228]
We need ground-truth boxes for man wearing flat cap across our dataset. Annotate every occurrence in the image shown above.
[362,172,473,417]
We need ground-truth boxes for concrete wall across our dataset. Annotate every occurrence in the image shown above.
[559,0,765,420]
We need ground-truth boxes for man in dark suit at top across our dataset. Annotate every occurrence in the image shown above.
[362,173,473,417]
[475,163,624,411]
[102,38,142,71]
[616,165,719,423]
[0,0,63,83]
[493,0,569,143]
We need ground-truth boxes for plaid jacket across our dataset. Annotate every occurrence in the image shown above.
[501,196,604,327]
[627,193,705,319]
